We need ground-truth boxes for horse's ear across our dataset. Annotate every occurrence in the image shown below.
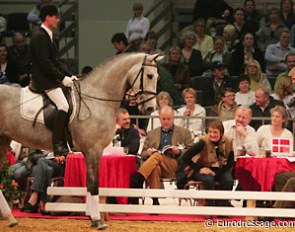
[150,54,164,63]
[156,55,165,62]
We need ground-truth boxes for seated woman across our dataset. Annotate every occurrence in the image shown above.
[146,91,181,132]
[176,119,234,206]
[256,105,294,156]
[177,88,206,139]
[161,46,192,93]
[180,30,203,77]
[244,59,271,92]
[235,74,255,107]
[271,75,295,118]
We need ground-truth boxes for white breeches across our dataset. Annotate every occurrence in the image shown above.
[46,87,69,112]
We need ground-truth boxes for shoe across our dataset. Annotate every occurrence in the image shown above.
[40,209,50,215]
[90,220,108,230]
[22,202,38,213]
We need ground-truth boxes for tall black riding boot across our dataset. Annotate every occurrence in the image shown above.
[128,172,145,204]
[52,110,69,156]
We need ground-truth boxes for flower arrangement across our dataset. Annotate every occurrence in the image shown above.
[0,161,20,206]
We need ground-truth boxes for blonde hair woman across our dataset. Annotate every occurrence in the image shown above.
[245,59,271,92]
[177,88,206,138]
[256,106,293,156]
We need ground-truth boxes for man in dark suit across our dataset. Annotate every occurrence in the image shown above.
[30,4,76,155]
[250,87,285,130]
[129,106,193,205]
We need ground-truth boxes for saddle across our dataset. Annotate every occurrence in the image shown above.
[20,86,76,131]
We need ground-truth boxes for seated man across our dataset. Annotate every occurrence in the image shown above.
[250,87,285,130]
[21,151,65,214]
[114,107,140,155]
[129,106,193,205]
[273,171,295,208]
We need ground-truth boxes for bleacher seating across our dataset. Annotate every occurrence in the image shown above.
[1,12,30,37]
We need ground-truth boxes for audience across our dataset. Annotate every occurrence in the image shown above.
[256,106,293,155]
[202,61,233,106]
[111,32,133,54]
[125,2,150,51]
[231,32,265,76]
[8,32,32,87]
[161,46,192,93]
[0,43,18,85]
[222,24,238,53]
[180,30,203,77]
[192,18,214,58]
[177,88,206,139]
[265,28,295,75]
[244,59,272,92]
[129,106,193,205]
[114,108,140,155]
[256,7,287,53]
[176,119,234,208]
[223,106,259,160]
[280,0,295,29]
[145,31,163,55]
[235,74,255,107]
[244,0,263,33]
[250,87,285,130]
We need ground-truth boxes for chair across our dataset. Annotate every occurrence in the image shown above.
[2,13,30,37]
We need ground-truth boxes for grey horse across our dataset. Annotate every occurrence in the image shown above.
[0,53,163,230]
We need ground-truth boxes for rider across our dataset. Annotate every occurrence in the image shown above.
[30,3,76,156]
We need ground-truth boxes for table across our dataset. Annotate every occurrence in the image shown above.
[235,157,295,191]
[64,153,137,204]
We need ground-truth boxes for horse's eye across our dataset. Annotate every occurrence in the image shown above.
[147,74,153,79]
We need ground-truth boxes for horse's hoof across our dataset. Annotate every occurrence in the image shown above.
[90,220,108,230]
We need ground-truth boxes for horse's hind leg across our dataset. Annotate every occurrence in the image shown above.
[0,190,18,227]
[84,152,107,230]
[0,136,11,169]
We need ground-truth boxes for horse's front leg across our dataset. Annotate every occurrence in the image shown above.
[84,152,108,230]
[0,190,18,227]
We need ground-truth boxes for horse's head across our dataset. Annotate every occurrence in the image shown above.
[127,54,164,115]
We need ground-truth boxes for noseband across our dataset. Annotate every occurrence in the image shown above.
[129,54,159,106]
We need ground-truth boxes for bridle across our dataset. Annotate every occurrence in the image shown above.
[127,54,159,106]
[73,54,159,120]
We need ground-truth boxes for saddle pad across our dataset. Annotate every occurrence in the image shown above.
[21,86,44,124]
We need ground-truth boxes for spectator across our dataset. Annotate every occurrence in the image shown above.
[250,87,285,130]
[8,32,32,87]
[176,119,234,207]
[272,75,295,118]
[145,31,163,55]
[111,32,133,54]
[193,18,214,58]
[256,106,293,155]
[202,61,233,106]
[231,32,265,76]
[235,74,255,107]
[138,41,151,54]
[256,7,287,53]
[81,65,93,76]
[114,108,140,155]
[264,29,295,76]
[273,171,295,208]
[0,43,18,85]
[129,106,193,205]
[274,52,295,91]
[222,24,238,53]
[280,0,295,29]
[146,91,179,132]
[244,59,272,92]
[203,36,232,75]
[180,30,203,77]
[192,0,233,33]
[161,46,191,93]
[21,151,65,214]
[125,2,150,51]
[177,88,206,139]
[223,106,259,160]
[244,0,263,33]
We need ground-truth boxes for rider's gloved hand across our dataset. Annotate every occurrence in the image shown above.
[62,76,73,87]
[70,75,78,81]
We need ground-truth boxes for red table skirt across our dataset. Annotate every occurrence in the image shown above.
[64,153,137,204]
[235,157,295,191]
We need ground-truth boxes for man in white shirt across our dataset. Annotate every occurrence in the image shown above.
[223,106,259,160]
